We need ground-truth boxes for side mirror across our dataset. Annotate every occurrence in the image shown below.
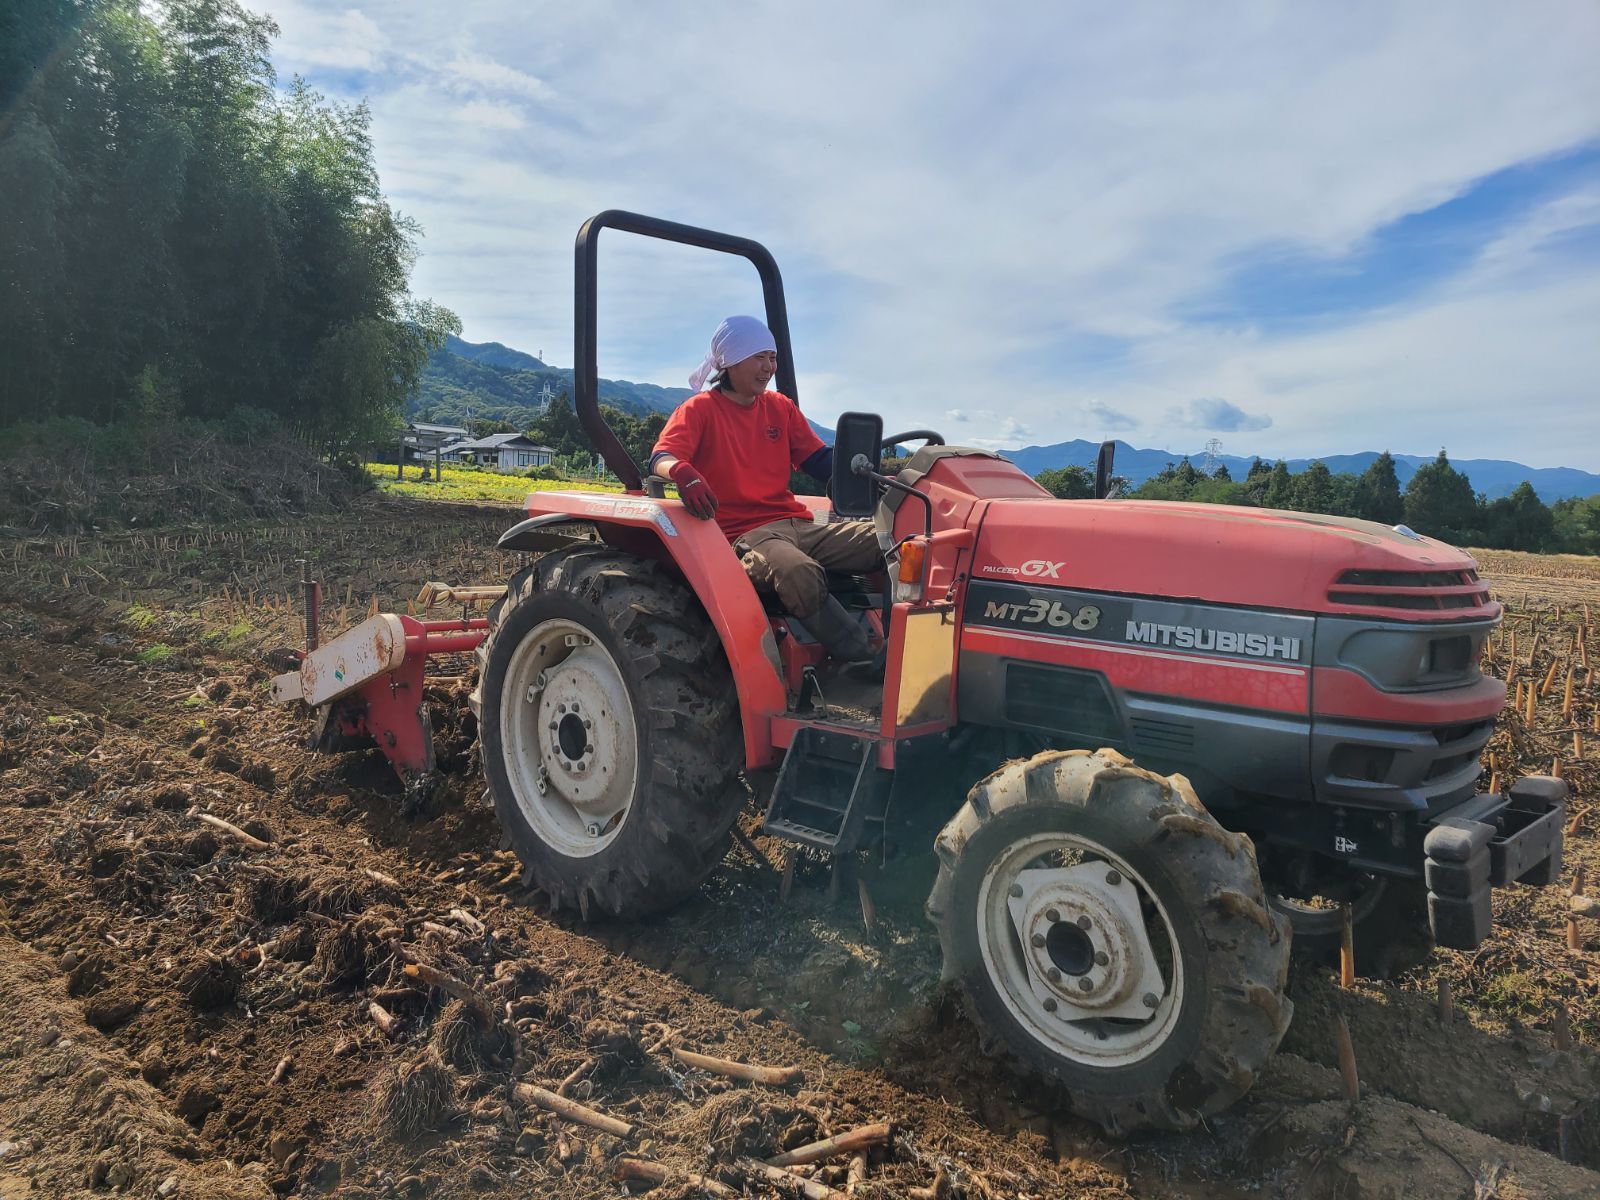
[1095,440,1116,499]
[831,411,883,517]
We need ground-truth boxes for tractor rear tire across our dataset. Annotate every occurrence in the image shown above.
[927,748,1293,1133]
[472,546,745,918]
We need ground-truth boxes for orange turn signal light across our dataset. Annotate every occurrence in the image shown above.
[897,540,927,585]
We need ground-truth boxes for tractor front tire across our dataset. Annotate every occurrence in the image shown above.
[927,749,1293,1133]
[472,547,744,918]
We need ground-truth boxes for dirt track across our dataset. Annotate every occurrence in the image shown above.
[2,499,1599,1199]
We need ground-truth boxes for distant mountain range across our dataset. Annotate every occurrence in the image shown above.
[1003,440,1600,503]
[415,337,1600,502]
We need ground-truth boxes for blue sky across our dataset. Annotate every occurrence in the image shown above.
[257,1,1600,469]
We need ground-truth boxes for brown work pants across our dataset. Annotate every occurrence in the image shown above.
[735,517,881,619]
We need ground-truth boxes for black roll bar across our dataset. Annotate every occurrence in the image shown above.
[573,210,797,492]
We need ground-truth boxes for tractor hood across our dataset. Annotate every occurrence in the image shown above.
[970,499,1497,622]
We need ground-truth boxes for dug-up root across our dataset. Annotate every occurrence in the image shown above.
[370,1049,458,1141]
[430,996,502,1074]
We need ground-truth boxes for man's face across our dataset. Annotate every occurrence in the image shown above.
[725,350,777,395]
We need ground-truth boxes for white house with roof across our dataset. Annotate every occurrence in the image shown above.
[442,433,556,471]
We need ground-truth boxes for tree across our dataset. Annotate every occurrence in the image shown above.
[1036,465,1095,499]
[1262,461,1294,510]
[1404,450,1480,544]
[1482,482,1555,551]
[1293,460,1335,514]
[1211,463,1232,482]
[1351,451,1405,525]
[1551,495,1600,556]
[0,0,456,454]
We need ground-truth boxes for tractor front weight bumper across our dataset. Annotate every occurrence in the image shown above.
[1423,775,1567,949]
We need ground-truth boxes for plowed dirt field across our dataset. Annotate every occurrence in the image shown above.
[2,499,1598,1199]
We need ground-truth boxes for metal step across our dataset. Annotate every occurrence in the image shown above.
[762,727,886,854]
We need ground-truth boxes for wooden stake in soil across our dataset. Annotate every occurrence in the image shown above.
[1559,1114,1579,1165]
[780,852,796,903]
[1335,1015,1360,1108]
[1437,977,1453,1024]
[1568,868,1586,953]
[1564,668,1576,717]
[670,1045,803,1087]
[1553,1002,1573,1051]
[857,877,877,936]
[1339,904,1356,988]
[1540,658,1561,698]
[766,1123,893,1168]
[514,1084,634,1139]
[1526,681,1538,726]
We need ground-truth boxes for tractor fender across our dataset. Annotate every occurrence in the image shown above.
[509,490,788,768]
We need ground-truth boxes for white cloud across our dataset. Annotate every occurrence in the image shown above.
[265,1,1600,468]
[455,100,526,131]
[444,54,552,101]
[261,3,385,72]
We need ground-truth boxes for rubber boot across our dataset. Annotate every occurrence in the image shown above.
[795,596,874,663]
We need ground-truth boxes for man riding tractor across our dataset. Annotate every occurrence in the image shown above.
[650,315,882,668]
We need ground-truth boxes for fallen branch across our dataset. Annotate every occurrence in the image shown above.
[514,1083,634,1139]
[616,1158,736,1198]
[671,1046,803,1086]
[735,1159,846,1200]
[767,1122,893,1168]
[189,809,270,851]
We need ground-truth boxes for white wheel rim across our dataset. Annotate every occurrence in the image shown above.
[976,832,1184,1068]
[499,618,637,858]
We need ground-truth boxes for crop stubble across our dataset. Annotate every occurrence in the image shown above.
[1,505,1598,1199]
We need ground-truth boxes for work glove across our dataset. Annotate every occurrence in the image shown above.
[666,459,719,520]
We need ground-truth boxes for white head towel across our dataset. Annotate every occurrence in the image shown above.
[688,315,777,392]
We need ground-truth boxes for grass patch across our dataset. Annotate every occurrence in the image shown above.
[181,694,210,709]
[363,463,623,506]
[1479,969,1556,1019]
[123,604,160,630]
[203,619,253,646]
[135,643,175,664]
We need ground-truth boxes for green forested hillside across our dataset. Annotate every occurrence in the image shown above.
[411,336,693,427]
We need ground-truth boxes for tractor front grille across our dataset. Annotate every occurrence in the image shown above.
[1327,568,1491,615]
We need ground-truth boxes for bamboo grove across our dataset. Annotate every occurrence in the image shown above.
[0,0,459,459]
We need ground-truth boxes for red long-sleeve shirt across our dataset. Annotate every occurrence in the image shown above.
[652,389,826,540]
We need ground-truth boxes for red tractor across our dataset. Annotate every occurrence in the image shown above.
[274,211,1566,1133]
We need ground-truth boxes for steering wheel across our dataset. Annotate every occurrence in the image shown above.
[880,430,944,451]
